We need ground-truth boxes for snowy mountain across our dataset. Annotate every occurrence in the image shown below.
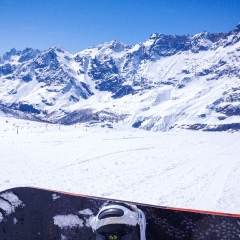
[0,24,240,131]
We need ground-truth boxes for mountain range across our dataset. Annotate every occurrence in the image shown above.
[0,24,240,131]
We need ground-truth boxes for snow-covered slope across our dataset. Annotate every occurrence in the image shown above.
[1,116,240,214]
[0,24,240,131]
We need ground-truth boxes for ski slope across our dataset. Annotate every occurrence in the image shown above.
[0,116,240,214]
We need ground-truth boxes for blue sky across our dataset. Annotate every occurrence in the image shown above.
[0,0,240,56]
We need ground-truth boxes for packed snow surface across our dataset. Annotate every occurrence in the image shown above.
[0,116,240,214]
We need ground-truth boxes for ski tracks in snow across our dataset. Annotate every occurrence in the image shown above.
[51,146,156,172]
[190,148,237,212]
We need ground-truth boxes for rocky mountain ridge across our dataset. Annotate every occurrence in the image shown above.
[0,24,240,131]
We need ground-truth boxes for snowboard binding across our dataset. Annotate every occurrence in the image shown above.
[90,202,146,240]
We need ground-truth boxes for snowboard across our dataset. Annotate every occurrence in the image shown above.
[0,187,240,240]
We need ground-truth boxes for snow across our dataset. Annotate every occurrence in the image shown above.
[54,214,84,228]
[0,190,23,222]
[0,28,239,131]
[0,116,240,215]
[79,209,93,215]
[52,193,60,201]
[61,234,68,240]
[77,208,95,227]
[0,191,23,208]
[0,199,12,214]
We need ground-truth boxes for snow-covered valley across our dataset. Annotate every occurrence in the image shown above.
[1,116,240,215]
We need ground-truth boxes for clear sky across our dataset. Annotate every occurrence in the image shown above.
[0,0,240,56]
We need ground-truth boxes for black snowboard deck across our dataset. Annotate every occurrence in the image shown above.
[0,187,240,239]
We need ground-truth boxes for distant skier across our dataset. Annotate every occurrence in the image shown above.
[90,202,146,240]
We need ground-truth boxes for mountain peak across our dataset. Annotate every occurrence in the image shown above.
[149,33,159,40]
[46,46,66,54]
[3,48,21,61]
[192,31,210,39]
[232,23,240,33]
